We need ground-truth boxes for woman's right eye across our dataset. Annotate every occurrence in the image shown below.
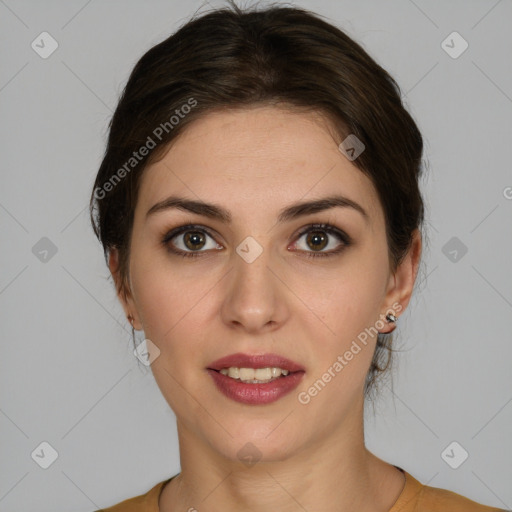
[161,225,223,258]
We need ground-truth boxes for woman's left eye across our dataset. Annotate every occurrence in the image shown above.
[161,223,350,259]
[290,223,351,258]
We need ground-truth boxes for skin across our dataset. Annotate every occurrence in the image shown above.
[109,106,422,512]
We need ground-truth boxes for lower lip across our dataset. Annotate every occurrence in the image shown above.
[207,369,305,405]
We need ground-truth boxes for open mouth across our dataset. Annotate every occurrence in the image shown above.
[206,353,305,404]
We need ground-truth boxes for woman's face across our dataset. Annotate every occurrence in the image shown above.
[112,106,417,464]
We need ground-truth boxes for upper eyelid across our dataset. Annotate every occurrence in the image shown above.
[163,224,218,242]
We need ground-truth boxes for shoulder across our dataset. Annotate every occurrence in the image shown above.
[394,468,508,512]
[94,477,172,512]
[419,483,507,512]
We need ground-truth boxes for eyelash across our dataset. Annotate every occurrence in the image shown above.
[160,223,351,259]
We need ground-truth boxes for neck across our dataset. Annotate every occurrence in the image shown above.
[159,399,404,512]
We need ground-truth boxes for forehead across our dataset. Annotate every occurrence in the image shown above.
[137,106,382,229]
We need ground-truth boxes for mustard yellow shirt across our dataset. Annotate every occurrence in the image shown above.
[97,466,507,511]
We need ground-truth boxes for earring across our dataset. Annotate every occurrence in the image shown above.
[127,314,134,327]
[386,313,397,323]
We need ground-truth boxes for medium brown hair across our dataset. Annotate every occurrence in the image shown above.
[89,1,426,399]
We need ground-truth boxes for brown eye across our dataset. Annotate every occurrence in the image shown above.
[162,225,223,258]
[306,230,328,251]
[291,223,351,258]
[183,231,207,250]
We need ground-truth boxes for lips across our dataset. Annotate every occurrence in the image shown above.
[207,352,305,372]
[206,352,306,404]
[207,368,305,405]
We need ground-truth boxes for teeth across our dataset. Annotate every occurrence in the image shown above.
[218,367,290,382]
[227,367,239,379]
[255,368,271,380]
[239,368,255,381]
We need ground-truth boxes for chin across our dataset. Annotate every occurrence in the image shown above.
[209,423,303,466]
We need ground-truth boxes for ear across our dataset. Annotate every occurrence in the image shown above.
[108,247,143,330]
[379,228,422,334]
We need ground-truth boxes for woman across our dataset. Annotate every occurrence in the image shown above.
[89,2,506,511]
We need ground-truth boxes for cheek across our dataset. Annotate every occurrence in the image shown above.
[295,254,388,391]
[130,262,215,415]
[130,251,212,337]
[300,254,385,336]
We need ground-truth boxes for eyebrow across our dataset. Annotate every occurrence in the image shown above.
[146,194,369,224]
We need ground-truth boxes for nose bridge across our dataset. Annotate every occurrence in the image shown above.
[221,239,287,332]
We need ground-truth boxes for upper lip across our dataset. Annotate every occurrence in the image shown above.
[207,352,305,372]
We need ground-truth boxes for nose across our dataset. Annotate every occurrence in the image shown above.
[220,245,290,335]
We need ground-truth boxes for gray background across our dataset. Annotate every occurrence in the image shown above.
[1,0,511,511]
